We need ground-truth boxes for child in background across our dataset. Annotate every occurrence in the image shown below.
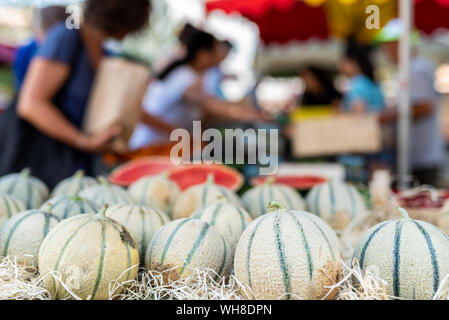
[129,28,268,152]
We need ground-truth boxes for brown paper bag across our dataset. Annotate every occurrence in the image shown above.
[292,114,382,157]
[83,57,150,153]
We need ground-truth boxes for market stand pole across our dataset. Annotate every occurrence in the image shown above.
[398,0,413,190]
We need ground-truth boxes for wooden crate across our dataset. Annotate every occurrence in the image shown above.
[292,114,382,157]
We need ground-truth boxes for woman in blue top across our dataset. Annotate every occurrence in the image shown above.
[337,37,390,178]
[338,37,385,113]
[0,0,151,187]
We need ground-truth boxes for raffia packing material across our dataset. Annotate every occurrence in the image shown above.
[292,114,382,157]
[83,57,150,153]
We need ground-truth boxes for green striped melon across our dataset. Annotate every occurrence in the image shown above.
[234,201,342,300]
[0,194,26,227]
[191,201,252,254]
[145,218,232,282]
[0,169,49,209]
[306,180,367,230]
[128,173,180,214]
[352,208,449,300]
[105,204,170,260]
[0,205,60,267]
[172,175,242,220]
[79,177,134,207]
[38,206,139,300]
[242,178,306,219]
[40,194,99,220]
[51,170,98,197]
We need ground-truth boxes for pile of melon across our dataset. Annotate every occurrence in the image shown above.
[1,160,449,300]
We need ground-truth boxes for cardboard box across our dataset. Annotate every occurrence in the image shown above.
[292,114,382,157]
[83,57,150,153]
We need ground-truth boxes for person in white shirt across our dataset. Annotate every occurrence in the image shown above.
[129,29,268,151]
[377,19,444,185]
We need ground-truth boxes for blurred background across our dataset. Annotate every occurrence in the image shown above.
[2,0,449,191]
[3,1,449,109]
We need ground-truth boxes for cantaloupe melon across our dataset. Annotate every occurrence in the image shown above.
[79,177,134,207]
[145,218,232,282]
[242,178,306,219]
[128,173,180,214]
[0,205,60,267]
[0,194,26,227]
[234,201,342,300]
[51,170,98,197]
[0,169,49,209]
[40,194,99,220]
[38,205,139,300]
[191,201,252,254]
[172,175,242,220]
[352,208,449,300]
[105,204,170,260]
[306,180,367,230]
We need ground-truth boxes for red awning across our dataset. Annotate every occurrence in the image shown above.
[252,1,328,44]
[206,0,328,44]
[205,0,449,44]
[415,0,449,34]
[205,0,295,20]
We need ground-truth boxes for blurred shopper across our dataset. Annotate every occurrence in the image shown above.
[299,66,342,108]
[152,23,197,75]
[178,24,234,99]
[203,39,233,99]
[179,23,198,49]
[0,0,152,188]
[339,36,385,114]
[337,37,389,179]
[13,6,69,90]
[129,29,268,151]
[377,19,444,185]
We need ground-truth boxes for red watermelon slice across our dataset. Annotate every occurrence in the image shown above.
[250,175,327,190]
[109,156,175,187]
[168,164,244,191]
[109,157,244,191]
